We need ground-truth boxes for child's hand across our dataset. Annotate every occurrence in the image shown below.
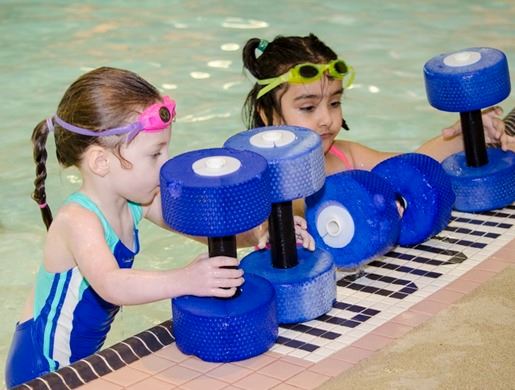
[255,216,315,251]
[441,106,513,150]
[184,253,244,298]
[255,223,269,250]
[293,216,315,251]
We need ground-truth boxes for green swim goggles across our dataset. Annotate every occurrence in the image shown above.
[256,59,355,99]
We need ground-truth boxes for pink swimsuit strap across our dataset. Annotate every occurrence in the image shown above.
[328,145,353,170]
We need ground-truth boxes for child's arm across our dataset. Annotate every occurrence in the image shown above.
[62,205,243,305]
[440,107,504,140]
[339,140,397,171]
[418,107,509,160]
[343,107,508,169]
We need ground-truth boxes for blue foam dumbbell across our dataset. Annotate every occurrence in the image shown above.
[424,47,515,211]
[225,126,336,324]
[372,153,455,246]
[160,147,278,362]
[306,153,455,269]
[305,170,400,270]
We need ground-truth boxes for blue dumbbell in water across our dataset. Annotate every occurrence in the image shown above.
[424,47,515,211]
[225,126,336,324]
[160,148,278,362]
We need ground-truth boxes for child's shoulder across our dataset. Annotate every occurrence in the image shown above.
[333,139,353,153]
[333,139,389,170]
[53,202,104,234]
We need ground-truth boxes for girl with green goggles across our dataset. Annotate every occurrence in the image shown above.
[241,33,508,199]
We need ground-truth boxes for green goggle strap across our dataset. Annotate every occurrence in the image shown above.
[256,72,292,99]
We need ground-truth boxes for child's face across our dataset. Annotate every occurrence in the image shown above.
[113,127,172,205]
[276,77,344,154]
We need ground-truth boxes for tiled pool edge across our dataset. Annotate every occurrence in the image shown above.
[15,212,515,389]
[15,322,175,389]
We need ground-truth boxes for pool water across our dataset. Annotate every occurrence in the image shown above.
[0,0,514,385]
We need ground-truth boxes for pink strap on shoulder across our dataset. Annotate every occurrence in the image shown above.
[328,145,353,170]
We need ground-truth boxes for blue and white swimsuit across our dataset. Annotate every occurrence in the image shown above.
[5,192,142,388]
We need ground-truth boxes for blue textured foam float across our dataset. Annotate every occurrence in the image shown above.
[241,248,335,324]
[424,47,510,112]
[442,148,515,212]
[306,170,400,269]
[224,125,325,202]
[372,153,455,246]
[172,274,278,362]
[160,148,271,236]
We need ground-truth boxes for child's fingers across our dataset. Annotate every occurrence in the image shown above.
[484,105,503,116]
[442,106,503,141]
[256,231,269,249]
[500,133,515,151]
[212,286,239,298]
[296,229,316,251]
[210,256,240,269]
[483,116,504,142]
[293,215,307,229]
[303,234,315,251]
[441,125,459,139]
[214,275,244,288]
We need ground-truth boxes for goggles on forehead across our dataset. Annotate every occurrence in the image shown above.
[256,59,355,99]
[52,96,176,142]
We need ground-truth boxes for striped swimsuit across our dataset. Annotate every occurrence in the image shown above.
[5,192,142,388]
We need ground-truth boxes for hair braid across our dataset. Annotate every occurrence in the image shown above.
[31,120,53,229]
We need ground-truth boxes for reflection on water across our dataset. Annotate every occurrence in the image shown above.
[0,0,514,384]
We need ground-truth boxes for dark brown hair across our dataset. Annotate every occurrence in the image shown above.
[242,33,338,129]
[32,67,162,229]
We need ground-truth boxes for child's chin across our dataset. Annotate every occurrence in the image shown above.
[135,192,158,206]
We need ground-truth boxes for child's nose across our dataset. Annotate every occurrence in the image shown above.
[317,107,333,128]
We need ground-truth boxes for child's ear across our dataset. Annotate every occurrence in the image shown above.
[85,146,110,177]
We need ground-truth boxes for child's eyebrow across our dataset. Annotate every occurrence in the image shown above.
[294,88,344,101]
[333,88,344,96]
[294,94,320,101]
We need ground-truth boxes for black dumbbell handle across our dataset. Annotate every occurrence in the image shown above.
[460,110,488,167]
[208,236,237,258]
[208,236,240,298]
[268,201,298,269]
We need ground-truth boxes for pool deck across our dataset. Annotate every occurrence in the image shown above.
[17,205,515,390]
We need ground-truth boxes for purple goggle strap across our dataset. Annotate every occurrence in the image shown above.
[53,115,142,139]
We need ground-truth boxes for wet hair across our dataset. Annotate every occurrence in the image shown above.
[242,33,338,129]
[31,66,162,229]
